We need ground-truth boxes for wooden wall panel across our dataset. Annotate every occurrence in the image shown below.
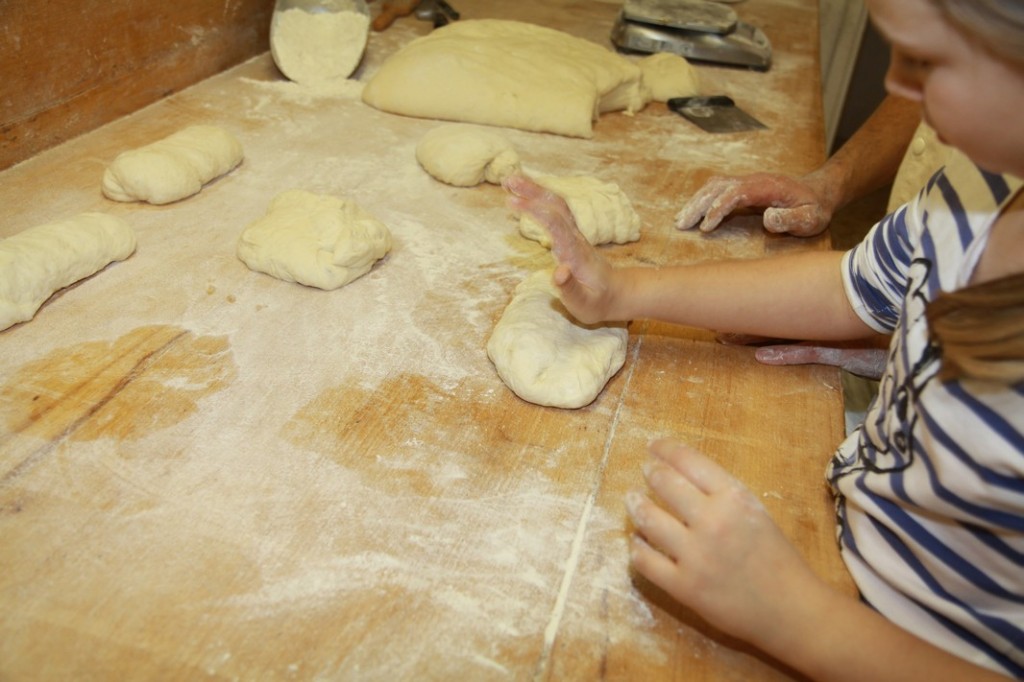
[0,0,275,170]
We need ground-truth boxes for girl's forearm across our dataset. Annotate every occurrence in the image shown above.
[608,250,872,341]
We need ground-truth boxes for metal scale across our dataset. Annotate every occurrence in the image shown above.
[611,0,772,70]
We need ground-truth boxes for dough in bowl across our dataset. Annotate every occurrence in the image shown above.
[237,190,391,290]
[487,270,628,409]
[362,19,649,138]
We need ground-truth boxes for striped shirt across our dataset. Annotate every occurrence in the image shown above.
[833,151,1024,676]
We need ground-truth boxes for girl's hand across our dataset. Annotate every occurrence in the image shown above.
[627,439,829,652]
[503,173,621,323]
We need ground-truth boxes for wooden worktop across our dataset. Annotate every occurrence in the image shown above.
[0,1,851,679]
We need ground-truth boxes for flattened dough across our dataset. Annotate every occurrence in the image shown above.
[0,213,136,332]
[237,189,391,290]
[638,53,700,101]
[416,125,521,187]
[487,270,627,409]
[518,175,641,248]
[102,125,243,205]
[362,19,649,138]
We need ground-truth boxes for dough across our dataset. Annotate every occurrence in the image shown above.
[638,53,700,102]
[270,5,369,86]
[518,175,641,248]
[102,125,243,205]
[487,270,627,409]
[237,189,391,290]
[362,19,650,138]
[416,125,521,187]
[0,213,136,332]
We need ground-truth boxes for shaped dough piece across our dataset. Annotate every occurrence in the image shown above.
[487,270,627,409]
[102,125,243,205]
[362,19,650,138]
[237,190,391,290]
[518,175,641,248]
[0,213,136,332]
[638,53,700,102]
[416,125,521,187]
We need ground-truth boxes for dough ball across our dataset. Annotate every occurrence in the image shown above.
[416,124,521,187]
[362,19,650,138]
[102,125,243,205]
[638,53,700,102]
[1,213,136,332]
[518,175,641,248]
[487,270,627,409]
[237,190,391,290]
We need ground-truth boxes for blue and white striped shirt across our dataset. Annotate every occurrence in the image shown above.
[833,151,1024,676]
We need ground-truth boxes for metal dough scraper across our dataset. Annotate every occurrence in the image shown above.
[668,96,766,134]
[611,0,772,70]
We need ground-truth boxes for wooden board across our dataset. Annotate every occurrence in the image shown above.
[0,1,852,679]
[0,0,275,171]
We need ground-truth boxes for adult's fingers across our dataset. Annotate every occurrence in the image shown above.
[755,345,887,379]
[763,204,827,236]
[674,182,722,230]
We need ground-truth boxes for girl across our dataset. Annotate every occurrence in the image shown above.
[505,0,1024,678]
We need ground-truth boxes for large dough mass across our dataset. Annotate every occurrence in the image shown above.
[102,125,243,205]
[237,190,391,290]
[518,175,641,248]
[638,53,700,101]
[0,213,136,332]
[487,270,627,409]
[362,19,649,138]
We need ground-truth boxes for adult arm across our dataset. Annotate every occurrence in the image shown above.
[675,95,922,235]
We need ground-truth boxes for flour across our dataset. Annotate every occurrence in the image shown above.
[270,7,370,86]
[240,77,366,105]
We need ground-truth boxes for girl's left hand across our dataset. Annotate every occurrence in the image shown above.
[627,439,829,652]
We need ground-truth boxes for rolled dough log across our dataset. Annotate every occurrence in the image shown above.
[518,175,641,248]
[0,213,136,332]
[237,189,391,290]
[416,125,521,187]
[102,125,244,205]
[487,270,628,409]
[362,19,650,138]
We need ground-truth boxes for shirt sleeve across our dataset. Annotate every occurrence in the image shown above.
[841,198,921,334]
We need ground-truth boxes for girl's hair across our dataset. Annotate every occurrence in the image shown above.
[927,271,1024,383]
[933,0,1024,64]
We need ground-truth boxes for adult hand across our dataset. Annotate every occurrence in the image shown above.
[755,344,887,380]
[675,172,836,236]
[627,439,829,650]
[504,173,619,324]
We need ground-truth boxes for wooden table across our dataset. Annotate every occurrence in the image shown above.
[0,1,852,678]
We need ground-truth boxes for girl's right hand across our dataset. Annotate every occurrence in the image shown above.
[503,173,620,324]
